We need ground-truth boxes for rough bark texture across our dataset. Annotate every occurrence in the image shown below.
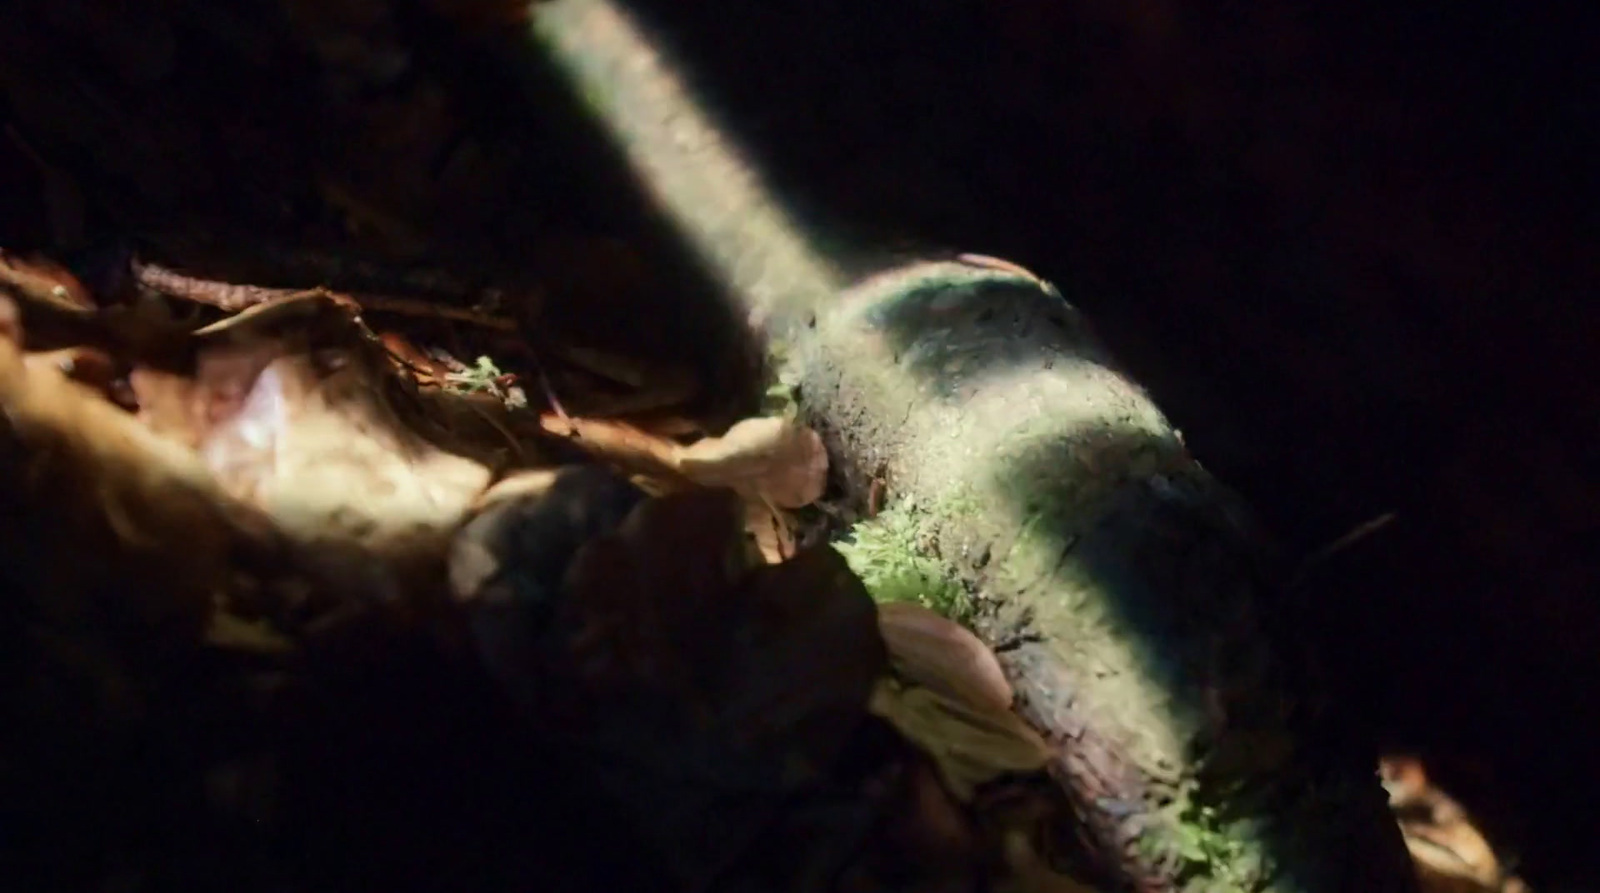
[790,260,1417,892]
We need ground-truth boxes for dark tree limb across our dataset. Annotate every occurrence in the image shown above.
[515,2,1419,890]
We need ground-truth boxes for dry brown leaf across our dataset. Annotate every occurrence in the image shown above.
[205,351,491,544]
[1382,756,1520,893]
[0,296,272,634]
[676,415,828,508]
[878,600,1014,712]
[379,330,451,383]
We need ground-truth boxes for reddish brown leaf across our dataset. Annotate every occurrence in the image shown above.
[877,601,1015,713]
[0,248,93,311]
[379,330,451,382]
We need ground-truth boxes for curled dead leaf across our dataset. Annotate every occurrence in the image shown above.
[878,600,1015,712]
[676,415,828,508]
[540,413,829,514]
[1382,755,1521,893]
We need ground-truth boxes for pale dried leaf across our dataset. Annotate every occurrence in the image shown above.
[1407,835,1503,893]
[473,468,561,513]
[869,680,1053,802]
[878,600,1014,712]
[128,294,494,551]
[675,416,828,508]
[199,348,491,547]
[0,306,273,632]
[745,498,795,564]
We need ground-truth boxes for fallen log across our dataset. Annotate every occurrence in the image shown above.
[515,1,1419,889]
[794,259,1415,891]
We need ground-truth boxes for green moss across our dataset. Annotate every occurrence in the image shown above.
[834,503,973,624]
[1142,785,1269,893]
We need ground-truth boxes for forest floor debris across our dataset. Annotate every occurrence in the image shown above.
[0,247,1531,893]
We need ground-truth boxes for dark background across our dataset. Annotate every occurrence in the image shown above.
[1,0,1595,887]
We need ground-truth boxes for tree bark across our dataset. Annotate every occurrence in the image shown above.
[791,259,1416,891]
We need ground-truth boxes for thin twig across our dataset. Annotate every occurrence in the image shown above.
[131,260,287,312]
[354,294,518,331]
[1291,511,1397,589]
[523,347,572,426]
[131,260,519,330]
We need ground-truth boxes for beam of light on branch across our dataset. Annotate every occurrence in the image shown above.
[529,0,1190,771]
[529,0,844,333]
